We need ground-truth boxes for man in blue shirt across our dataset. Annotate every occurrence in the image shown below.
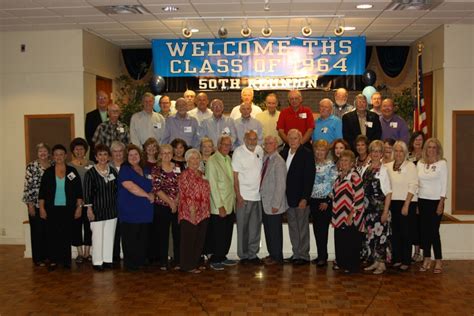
[162,98,200,148]
[380,98,410,144]
[312,98,342,144]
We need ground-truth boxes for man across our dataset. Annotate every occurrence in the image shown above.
[312,98,342,144]
[280,129,315,265]
[342,94,382,151]
[162,97,200,148]
[130,92,166,147]
[229,87,263,120]
[370,92,383,116]
[184,89,196,111]
[205,136,238,270]
[256,93,283,146]
[92,103,130,148]
[188,92,213,125]
[85,90,109,160]
[200,99,237,149]
[380,98,410,144]
[232,130,264,264]
[333,88,354,119]
[158,95,175,119]
[260,135,288,265]
[276,89,314,148]
[234,103,263,148]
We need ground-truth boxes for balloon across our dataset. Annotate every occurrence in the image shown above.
[362,86,377,104]
[362,70,377,86]
[150,75,166,94]
[153,95,162,113]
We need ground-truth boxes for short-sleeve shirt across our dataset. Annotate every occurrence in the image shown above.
[118,164,153,223]
[232,144,263,201]
[277,105,315,137]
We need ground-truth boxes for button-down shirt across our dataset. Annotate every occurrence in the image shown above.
[333,103,354,119]
[200,115,237,148]
[229,103,263,120]
[162,114,200,148]
[312,114,342,144]
[130,111,166,147]
[380,114,410,144]
[188,108,213,126]
[276,105,315,139]
[92,120,130,148]
[234,117,263,148]
[256,110,282,145]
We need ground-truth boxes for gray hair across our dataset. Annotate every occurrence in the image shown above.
[393,140,409,160]
[217,135,232,147]
[36,142,51,153]
[110,141,125,152]
[184,148,201,161]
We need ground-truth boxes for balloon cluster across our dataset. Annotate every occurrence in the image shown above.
[361,70,377,104]
[150,75,166,95]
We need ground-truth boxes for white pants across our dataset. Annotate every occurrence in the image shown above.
[90,218,117,266]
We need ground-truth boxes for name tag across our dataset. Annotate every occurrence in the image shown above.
[146,174,152,180]
[117,127,125,133]
[108,174,116,181]
[366,121,373,128]
[222,127,230,135]
[67,172,76,180]
[173,167,181,174]
[390,122,398,128]
[321,127,328,134]
[184,126,192,133]
[153,123,162,129]
[299,113,307,119]
[85,165,93,170]
[316,166,322,172]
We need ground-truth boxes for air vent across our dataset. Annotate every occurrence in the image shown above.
[95,5,151,15]
[386,0,443,10]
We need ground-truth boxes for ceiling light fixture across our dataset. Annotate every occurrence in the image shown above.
[182,20,192,39]
[356,4,373,9]
[264,0,270,11]
[218,19,228,38]
[241,19,252,38]
[162,5,179,12]
[301,18,312,37]
[261,20,272,37]
[334,18,345,36]
[344,26,356,31]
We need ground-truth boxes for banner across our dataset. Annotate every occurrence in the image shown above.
[152,37,366,78]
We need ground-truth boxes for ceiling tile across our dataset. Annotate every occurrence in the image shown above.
[335,10,382,18]
[94,28,135,35]
[418,17,463,24]
[195,3,244,13]
[5,8,58,17]
[371,18,417,25]
[433,2,474,11]
[0,18,28,25]
[145,4,197,14]
[49,7,104,16]
[69,15,114,23]
[21,16,75,24]
[85,0,140,5]
[33,0,88,6]
[79,21,125,28]
[379,10,427,18]
[0,0,42,9]
[423,10,473,18]
[109,14,159,22]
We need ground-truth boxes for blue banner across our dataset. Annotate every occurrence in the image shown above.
[152,37,366,78]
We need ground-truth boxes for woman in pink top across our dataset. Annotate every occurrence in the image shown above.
[178,148,211,273]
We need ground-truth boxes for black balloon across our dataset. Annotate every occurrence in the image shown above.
[150,75,166,94]
[362,70,377,86]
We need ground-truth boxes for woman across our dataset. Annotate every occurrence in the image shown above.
[170,138,188,173]
[330,138,350,164]
[199,137,214,172]
[417,138,447,273]
[408,132,425,262]
[382,138,396,164]
[68,138,93,264]
[22,143,51,266]
[310,140,338,267]
[331,150,365,273]
[143,137,159,169]
[178,149,211,273]
[387,141,418,271]
[361,140,392,274]
[118,144,154,271]
[39,144,83,270]
[355,135,370,177]
[84,144,118,271]
[109,141,125,263]
[152,144,180,270]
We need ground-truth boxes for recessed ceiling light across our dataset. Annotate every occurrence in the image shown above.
[344,26,356,31]
[162,5,179,12]
[356,4,373,9]
[191,28,199,33]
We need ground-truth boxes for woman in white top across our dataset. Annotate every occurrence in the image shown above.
[386,141,418,271]
[416,138,448,274]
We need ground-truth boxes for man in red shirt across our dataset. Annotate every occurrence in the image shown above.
[277,90,315,148]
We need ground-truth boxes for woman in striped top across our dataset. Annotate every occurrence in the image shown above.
[84,144,118,271]
[332,150,365,273]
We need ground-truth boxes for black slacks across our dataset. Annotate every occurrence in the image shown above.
[29,208,48,264]
[262,211,283,263]
[310,198,332,262]
[71,207,92,247]
[418,198,443,259]
[180,219,209,271]
[148,205,161,262]
[121,222,149,270]
[334,225,361,273]
[155,204,180,265]
[391,200,417,265]
[47,206,74,266]
[113,218,121,262]
[209,213,235,263]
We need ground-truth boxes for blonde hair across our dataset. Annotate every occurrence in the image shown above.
[313,139,330,151]
[421,137,444,162]
[369,140,384,153]
[393,141,409,160]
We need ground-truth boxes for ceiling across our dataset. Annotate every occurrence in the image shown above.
[0,0,473,48]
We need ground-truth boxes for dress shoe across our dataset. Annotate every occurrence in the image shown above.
[93,265,104,272]
[316,260,328,267]
[364,262,379,271]
[103,262,113,269]
[283,256,294,264]
[373,263,386,275]
[249,257,262,265]
[240,258,250,265]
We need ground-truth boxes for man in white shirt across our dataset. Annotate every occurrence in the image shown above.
[370,92,383,116]
[130,92,166,147]
[256,93,282,146]
[229,87,263,120]
[188,92,213,126]
[232,130,264,264]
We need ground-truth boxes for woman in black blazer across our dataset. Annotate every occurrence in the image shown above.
[39,144,83,270]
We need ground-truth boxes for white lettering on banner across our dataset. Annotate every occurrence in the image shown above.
[339,40,352,55]
[192,42,205,56]
[198,77,318,90]
[166,42,187,57]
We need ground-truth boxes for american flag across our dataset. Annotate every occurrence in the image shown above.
[414,46,428,134]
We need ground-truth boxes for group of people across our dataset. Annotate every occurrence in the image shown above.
[22,86,447,275]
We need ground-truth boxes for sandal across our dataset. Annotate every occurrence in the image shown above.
[433,267,443,274]
[419,260,432,272]
[75,256,84,264]
[188,269,201,274]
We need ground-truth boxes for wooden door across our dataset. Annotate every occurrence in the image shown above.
[96,76,113,105]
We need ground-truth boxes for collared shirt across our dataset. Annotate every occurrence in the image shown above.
[232,144,263,201]
[162,114,200,148]
[160,109,176,119]
[311,160,338,199]
[188,107,213,125]
[229,103,263,120]
[92,120,130,148]
[333,103,354,119]
[371,108,382,116]
[357,111,367,135]
[200,115,237,148]
[312,114,342,144]
[99,110,108,123]
[234,117,263,148]
[380,114,410,144]
[130,111,166,147]
[255,110,282,145]
[276,105,315,139]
